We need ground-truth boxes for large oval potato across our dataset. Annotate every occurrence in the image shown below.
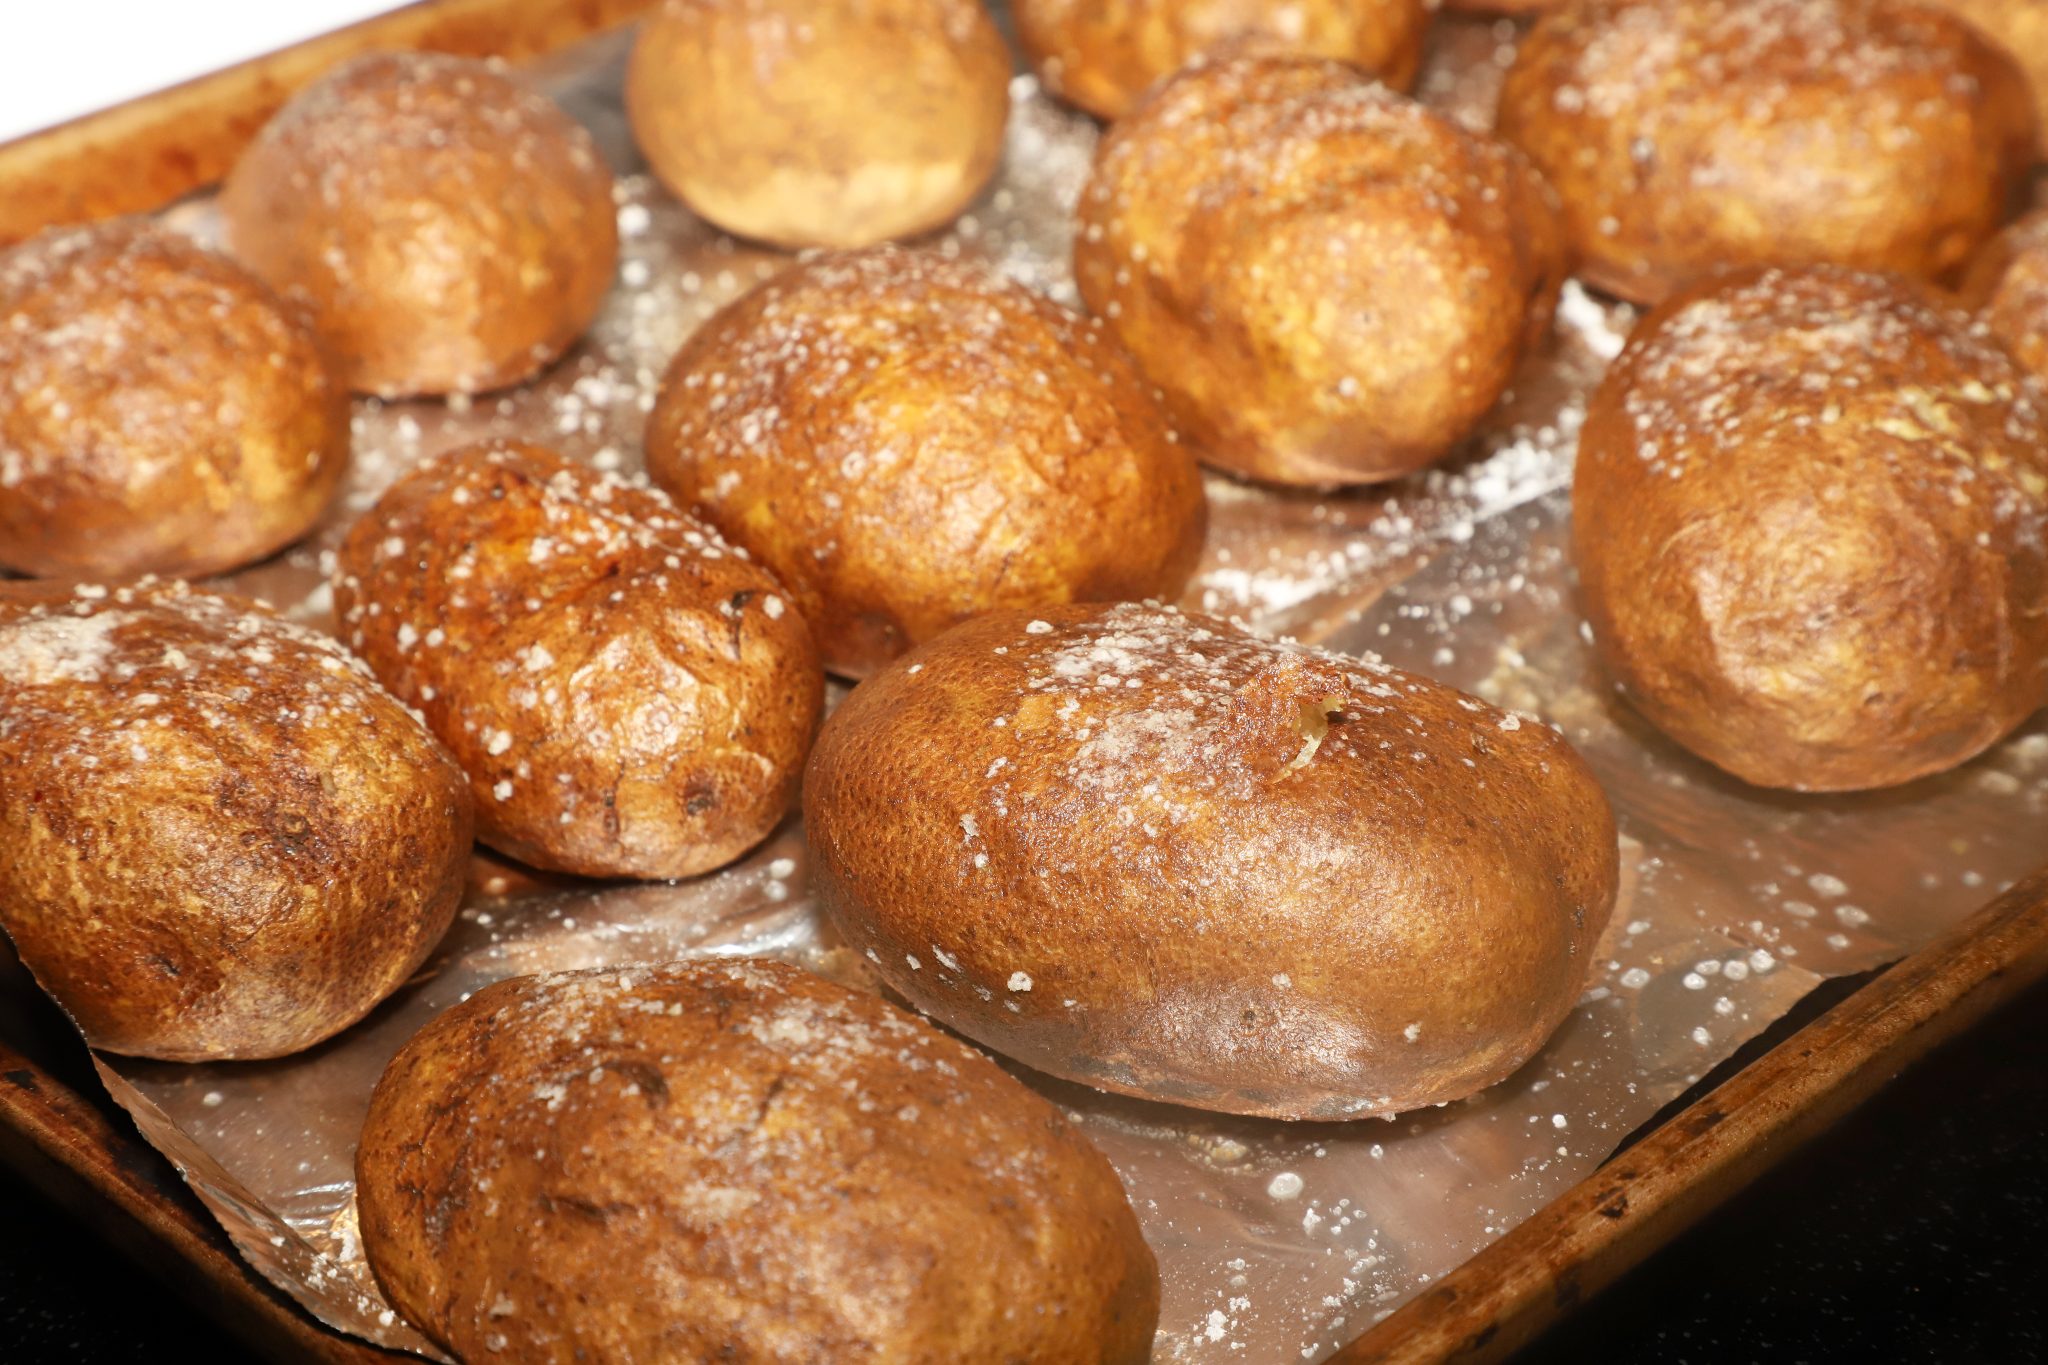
[646,246,1207,677]
[1075,54,1567,486]
[357,958,1159,1363]
[1497,0,2038,305]
[805,603,1619,1120]
[1574,265,2048,790]
[334,440,822,881]
[0,579,471,1060]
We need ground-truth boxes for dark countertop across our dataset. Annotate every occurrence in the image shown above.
[3,975,2044,1364]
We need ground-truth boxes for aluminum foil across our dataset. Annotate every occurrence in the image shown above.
[73,18,2048,1363]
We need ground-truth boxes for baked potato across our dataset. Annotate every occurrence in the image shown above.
[1497,0,2038,305]
[357,958,1159,1362]
[645,246,1206,677]
[1924,0,2048,157]
[1013,0,1428,120]
[333,440,821,880]
[805,603,1619,1120]
[1574,265,2048,790]
[223,52,617,398]
[1074,54,1568,486]
[1961,207,2048,383]
[0,220,347,580]
[626,0,1010,249]
[0,579,470,1060]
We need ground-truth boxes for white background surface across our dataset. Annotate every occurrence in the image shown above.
[0,1,399,144]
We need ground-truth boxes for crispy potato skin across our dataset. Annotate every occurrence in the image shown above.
[1962,208,2048,383]
[1075,55,1567,486]
[1925,0,2048,156]
[1498,0,2038,306]
[222,53,617,398]
[645,247,1207,678]
[356,959,1159,1364]
[1013,0,1427,120]
[805,604,1619,1120]
[0,581,470,1061]
[1574,266,2048,791]
[0,220,347,580]
[626,0,1009,249]
[333,441,821,880]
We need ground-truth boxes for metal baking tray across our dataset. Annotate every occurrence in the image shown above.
[2,3,2045,1362]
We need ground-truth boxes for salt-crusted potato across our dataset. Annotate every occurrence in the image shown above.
[223,52,617,398]
[626,0,1009,249]
[0,580,470,1061]
[1497,0,2038,306]
[357,959,1159,1363]
[805,603,1619,1120]
[0,220,347,580]
[1961,208,2048,383]
[1013,0,1427,120]
[333,441,821,881]
[645,247,1207,677]
[1925,0,2048,157]
[1574,266,2048,791]
[1074,55,1568,486]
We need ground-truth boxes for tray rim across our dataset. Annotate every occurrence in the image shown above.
[3,3,2046,1362]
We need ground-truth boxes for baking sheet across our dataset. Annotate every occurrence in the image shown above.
[61,18,2048,1363]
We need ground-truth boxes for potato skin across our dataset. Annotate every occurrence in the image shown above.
[1075,55,1567,486]
[1573,266,2048,791]
[0,220,347,580]
[222,52,617,398]
[1961,208,2048,384]
[626,0,1009,249]
[333,441,821,880]
[0,580,470,1061]
[1013,0,1427,120]
[1498,0,2038,306]
[805,604,1619,1120]
[645,247,1207,678]
[1924,0,2048,157]
[356,958,1159,1364]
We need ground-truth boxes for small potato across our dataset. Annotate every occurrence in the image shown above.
[1013,0,1427,120]
[357,958,1160,1363]
[333,441,821,880]
[1574,266,2048,791]
[1498,0,2038,305]
[223,52,618,398]
[1075,55,1567,486]
[626,0,1010,248]
[1961,207,2048,383]
[645,247,1206,677]
[0,579,470,1061]
[805,603,1619,1120]
[0,220,347,580]
[1924,0,2048,157]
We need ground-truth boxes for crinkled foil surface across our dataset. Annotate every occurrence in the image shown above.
[79,18,2048,1363]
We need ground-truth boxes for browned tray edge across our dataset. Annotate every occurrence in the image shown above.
[4,3,2048,1362]
[0,0,660,248]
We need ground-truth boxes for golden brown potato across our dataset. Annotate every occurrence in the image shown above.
[222,52,617,398]
[805,603,1619,1120]
[0,579,470,1061]
[1498,0,2038,306]
[1574,266,2048,791]
[357,958,1160,1363]
[626,0,1010,249]
[0,220,347,580]
[1961,207,2048,382]
[1925,0,2048,156]
[645,247,1207,677]
[1074,54,1568,486]
[333,441,821,880]
[1013,0,1428,120]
